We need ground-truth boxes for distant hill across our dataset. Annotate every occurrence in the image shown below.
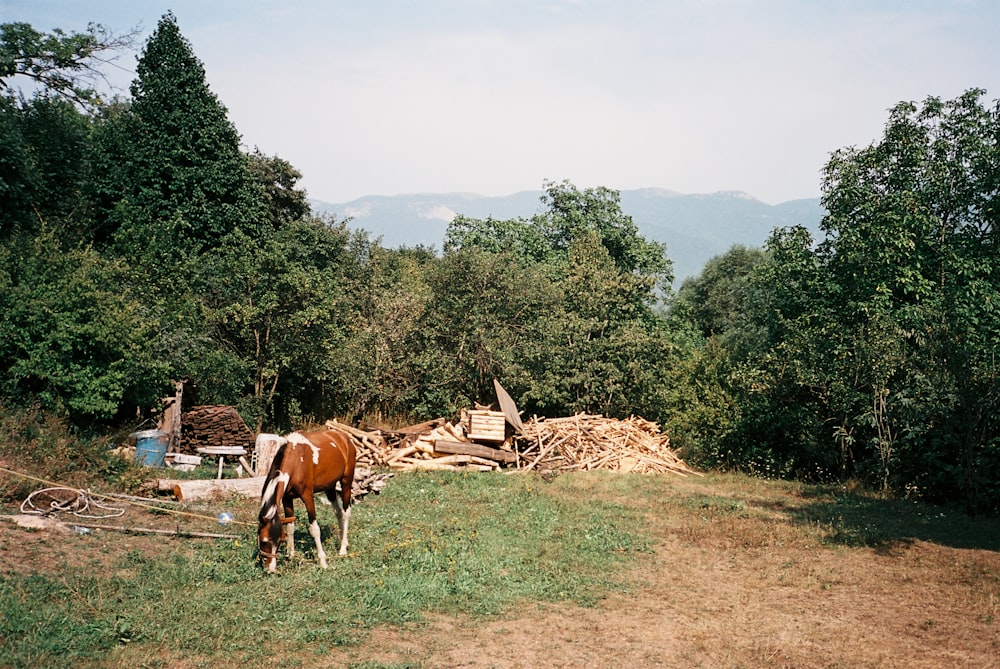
[311,189,826,285]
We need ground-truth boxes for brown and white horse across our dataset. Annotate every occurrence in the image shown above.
[257,430,357,573]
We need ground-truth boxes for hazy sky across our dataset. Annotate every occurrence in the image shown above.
[4,1,999,205]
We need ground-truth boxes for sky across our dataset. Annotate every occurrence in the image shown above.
[3,1,999,205]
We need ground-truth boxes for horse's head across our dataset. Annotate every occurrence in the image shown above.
[257,515,282,573]
[257,470,289,573]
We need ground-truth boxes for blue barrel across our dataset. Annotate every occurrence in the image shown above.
[132,429,168,467]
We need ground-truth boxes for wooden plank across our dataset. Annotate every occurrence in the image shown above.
[434,439,517,464]
[493,379,525,433]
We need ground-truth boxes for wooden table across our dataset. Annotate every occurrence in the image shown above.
[196,446,248,479]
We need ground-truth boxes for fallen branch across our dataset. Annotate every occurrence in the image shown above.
[71,523,239,539]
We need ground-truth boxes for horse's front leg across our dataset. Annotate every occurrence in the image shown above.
[301,491,328,568]
[282,496,296,558]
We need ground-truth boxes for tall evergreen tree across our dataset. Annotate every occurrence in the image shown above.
[90,12,266,263]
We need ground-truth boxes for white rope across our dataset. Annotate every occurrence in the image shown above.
[20,487,126,519]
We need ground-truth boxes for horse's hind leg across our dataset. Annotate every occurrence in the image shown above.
[302,491,328,568]
[330,485,351,556]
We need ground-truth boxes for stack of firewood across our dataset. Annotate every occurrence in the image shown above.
[340,410,697,477]
[513,413,700,476]
[323,418,388,467]
[178,406,255,454]
[367,410,517,473]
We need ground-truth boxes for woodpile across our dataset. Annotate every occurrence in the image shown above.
[177,406,255,455]
[353,410,699,477]
[374,409,517,473]
[515,413,701,476]
[324,418,388,467]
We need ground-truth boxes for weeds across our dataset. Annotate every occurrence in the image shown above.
[0,403,141,500]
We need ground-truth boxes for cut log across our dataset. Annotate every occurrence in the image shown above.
[393,457,460,472]
[163,476,266,502]
[434,439,517,464]
[385,444,418,463]
[253,434,283,476]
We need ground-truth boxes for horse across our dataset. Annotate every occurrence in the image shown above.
[257,429,357,573]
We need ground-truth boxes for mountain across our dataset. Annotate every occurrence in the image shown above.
[311,189,825,285]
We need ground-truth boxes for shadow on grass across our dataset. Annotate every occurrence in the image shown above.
[785,487,1000,553]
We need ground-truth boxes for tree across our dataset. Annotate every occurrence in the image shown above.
[332,244,435,421]
[819,90,1000,506]
[247,149,311,227]
[0,21,137,109]
[0,228,169,422]
[520,232,655,416]
[441,182,679,420]
[724,90,1000,507]
[193,218,358,430]
[447,180,674,292]
[406,246,557,418]
[90,12,267,263]
[0,89,94,241]
[675,245,767,340]
[540,180,673,285]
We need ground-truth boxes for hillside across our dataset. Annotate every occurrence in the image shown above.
[312,188,826,285]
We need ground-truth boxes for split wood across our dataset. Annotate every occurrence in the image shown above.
[346,412,699,476]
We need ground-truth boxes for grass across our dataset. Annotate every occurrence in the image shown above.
[0,471,652,669]
[1,460,998,667]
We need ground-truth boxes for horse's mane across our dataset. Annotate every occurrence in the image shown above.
[258,443,289,547]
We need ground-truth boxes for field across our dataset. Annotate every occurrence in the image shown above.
[1,469,998,668]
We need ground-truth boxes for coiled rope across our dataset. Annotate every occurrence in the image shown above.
[20,486,126,519]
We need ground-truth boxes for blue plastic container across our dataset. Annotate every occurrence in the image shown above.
[132,429,168,467]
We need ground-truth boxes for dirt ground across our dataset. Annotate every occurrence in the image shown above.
[3,477,998,669]
[332,477,1000,669]
[341,539,999,669]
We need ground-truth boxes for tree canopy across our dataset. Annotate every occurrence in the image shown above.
[0,21,137,109]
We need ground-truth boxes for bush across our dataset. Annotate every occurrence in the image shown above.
[0,403,133,502]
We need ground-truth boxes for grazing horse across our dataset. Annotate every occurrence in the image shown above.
[257,430,357,573]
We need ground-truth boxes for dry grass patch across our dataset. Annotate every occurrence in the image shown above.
[342,472,1000,669]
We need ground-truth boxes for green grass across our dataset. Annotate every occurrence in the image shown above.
[0,471,651,668]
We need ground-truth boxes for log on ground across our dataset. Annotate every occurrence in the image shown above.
[434,439,517,464]
[161,476,267,502]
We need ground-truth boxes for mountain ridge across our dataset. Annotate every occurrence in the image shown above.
[311,189,825,285]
